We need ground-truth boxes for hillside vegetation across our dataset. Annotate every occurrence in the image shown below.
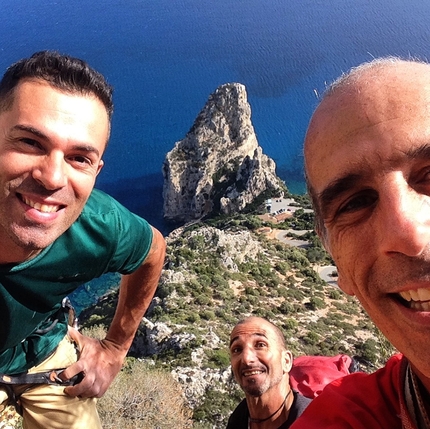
[78,195,396,428]
[0,195,396,428]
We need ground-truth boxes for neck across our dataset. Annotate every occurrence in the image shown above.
[0,246,42,264]
[247,389,293,429]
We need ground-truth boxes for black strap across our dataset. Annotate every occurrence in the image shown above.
[0,369,84,386]
[1,383,23,415]
[0,369,84,416]
[0,298,81,414]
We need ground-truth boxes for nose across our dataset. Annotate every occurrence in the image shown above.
[378,177,430,257]
[241,346,257,365]
[32,152,67,190]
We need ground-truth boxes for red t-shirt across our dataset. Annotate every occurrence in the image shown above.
[290,354,416,429]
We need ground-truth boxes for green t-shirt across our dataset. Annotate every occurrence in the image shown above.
[0,189,153,374]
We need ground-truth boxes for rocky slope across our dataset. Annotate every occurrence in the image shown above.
[162,83,284,223]
[79,212,396,428]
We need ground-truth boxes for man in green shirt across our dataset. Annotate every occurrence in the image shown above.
[0,51,166,428]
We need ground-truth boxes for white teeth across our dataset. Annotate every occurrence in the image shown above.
[399,288,430,310]
[409,290,420,301]
[417,289,430,301]
[399,291,412,301]
[410,301,430,311]
[243,370,263,376]
[22,196,59,213]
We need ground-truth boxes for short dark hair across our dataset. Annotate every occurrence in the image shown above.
[0,50,113,118]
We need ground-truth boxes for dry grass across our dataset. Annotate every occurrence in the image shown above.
[97,360,193,429]
[81,325,193,429]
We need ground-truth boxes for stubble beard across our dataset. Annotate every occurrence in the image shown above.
[243,372,283,398]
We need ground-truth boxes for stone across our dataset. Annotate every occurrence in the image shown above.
[163,83,283,223]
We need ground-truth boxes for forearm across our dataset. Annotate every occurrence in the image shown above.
[105,226,166,353]
[62,227,166,398]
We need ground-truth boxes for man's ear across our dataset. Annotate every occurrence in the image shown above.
[282,350,293,374]
[96,159,104,176]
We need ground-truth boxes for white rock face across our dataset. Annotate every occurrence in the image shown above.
[162,83,282,223]
[171,366,233,408]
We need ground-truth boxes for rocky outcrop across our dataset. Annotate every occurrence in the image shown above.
[162,83,284,223]
[130,316,235,410]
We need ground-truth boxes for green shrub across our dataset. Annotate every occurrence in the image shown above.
[193,386,242,428]
[201,310,216,320]
[328,289,342,300]
[206,349,230,369]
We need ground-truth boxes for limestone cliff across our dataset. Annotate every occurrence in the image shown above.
[162,83,283,223]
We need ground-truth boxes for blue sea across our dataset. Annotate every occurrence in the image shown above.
[3,0,430,312]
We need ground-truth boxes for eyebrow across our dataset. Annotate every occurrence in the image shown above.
[13,124,47,139]
[11,124,101,157]
[229,332,268,347]
[318,173,364,218]
[406,143,430,160]
[317,143,430,217]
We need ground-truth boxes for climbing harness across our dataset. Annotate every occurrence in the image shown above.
[0,297,82,414]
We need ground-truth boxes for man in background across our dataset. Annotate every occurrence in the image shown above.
[227,317,311,429]
[0,51,166,428]
[292,57,430,428]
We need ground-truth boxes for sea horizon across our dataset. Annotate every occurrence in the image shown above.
[4,0,430,310]
[4,0,430,235]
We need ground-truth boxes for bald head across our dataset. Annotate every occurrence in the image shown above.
[301,58,430,381]
[230,316,287,350]
[304,57,430,241]
[229,316,292,398]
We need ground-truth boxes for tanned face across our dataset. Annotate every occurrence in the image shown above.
[0,79,109,263]
[304,61,430,385]
[229,317,292,397]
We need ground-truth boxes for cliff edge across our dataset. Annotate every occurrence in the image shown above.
[162,83,284,223]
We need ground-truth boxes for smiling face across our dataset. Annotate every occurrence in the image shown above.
[229,317,292,397]
[305,61,430,382]
[0,79,109,263]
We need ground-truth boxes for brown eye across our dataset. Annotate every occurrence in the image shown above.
[70,155,91,165]
[21,138,40,147]
[19,138,43,151]
[337,190,378,215]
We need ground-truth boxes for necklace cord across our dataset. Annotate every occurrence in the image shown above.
[249,389,292,424]
[410,367,430,428]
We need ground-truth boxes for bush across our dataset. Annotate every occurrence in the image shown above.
[274,261,290,275]
[306,296,326,310]
[206,349,230,369]
[328,289,342,300]
[201,309,216,320]
[187,313,201,323]
[193,386,242,427]
[97,360,192,429]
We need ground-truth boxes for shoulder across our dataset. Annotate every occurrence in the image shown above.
[226,399,248,429]
[62,189,153,273]
[283,391,311,427]
[292,391,312,415]
[81,189,124,216]
[78,189,151,234]
[290,354,405,429]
